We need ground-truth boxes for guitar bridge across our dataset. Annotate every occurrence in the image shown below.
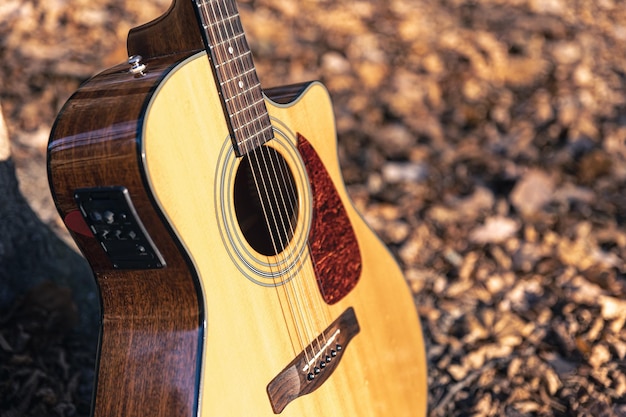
[267,307,360,414]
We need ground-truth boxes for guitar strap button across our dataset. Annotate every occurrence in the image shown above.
[128,55,146,76]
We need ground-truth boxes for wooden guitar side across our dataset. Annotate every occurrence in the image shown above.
[48,52,205,417]
[48,0,427,415]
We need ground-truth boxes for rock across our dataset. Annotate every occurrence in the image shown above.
[469,216,519,244]
[510,170,555,217]
[381,161,428,184]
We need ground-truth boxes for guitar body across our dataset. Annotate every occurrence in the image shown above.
[48,1,427,416]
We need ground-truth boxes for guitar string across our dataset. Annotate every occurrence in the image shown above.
[268,142,333,358]
[205,0,331,365]
[228,7,334,363]
[197,0,307,356]
[198,0,308,357]
[206,0,333,367]
[207,0,325,353]
[255,142,331,362]
[208,1,320,359]
[249,146,319,356]
[273,142,333,346]
[200,1,261,151]
[199,0,321,363]
[217,7,328,362]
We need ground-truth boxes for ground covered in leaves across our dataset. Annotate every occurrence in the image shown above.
[1,0,625,416]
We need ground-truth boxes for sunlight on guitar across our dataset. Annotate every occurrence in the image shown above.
[47,0,427,415]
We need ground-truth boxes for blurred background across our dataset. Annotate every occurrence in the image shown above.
[1,0,625,415]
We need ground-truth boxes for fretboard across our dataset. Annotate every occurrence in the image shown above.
[194,0,273,156]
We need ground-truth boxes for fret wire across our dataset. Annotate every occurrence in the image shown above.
[218,66,257,88]
[224,92,264,111]
[215,60,251,102]
[230,106,270,143]
[223,83,262,103]
[231,89,264,127]
[197,2,212,23]
[237,124,274,146]
[211,38,247,68]
[237,127,273,146]
[219,47,249,76]
[214,38,255,96]
[232,116,272,135]
[212,34,246,53]
[236,129,265,152]
[204,14,240,29]
[210,1,240,44]
[221,73,261,111]
[230,100,267,131]
[195,0,272,150]
[216,66,254,91]
[219,60,263,123]
[207,4,257,107]
[238,125,274,153]
[227,90,266,133]
[211,1,250,99]
[201,2,251,142]
[227,96,266,118]
[215,18,241,41]
[224,101,261,120]
[214,50,252,69]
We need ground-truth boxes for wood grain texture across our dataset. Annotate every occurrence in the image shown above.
[127,0,204,59]
[297,133,362,304]
[264,82,313,105]
[140,52,428,416]
[48,52,203,417]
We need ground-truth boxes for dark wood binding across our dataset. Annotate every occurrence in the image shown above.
[267,307,360,414]
[297,134,362,304]
[48,51,203,417]
[264,82,314,105]
[127,0,204,59]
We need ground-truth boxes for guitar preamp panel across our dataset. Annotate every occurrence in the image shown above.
[74,186,165,270]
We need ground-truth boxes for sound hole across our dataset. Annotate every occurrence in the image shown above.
[234,146,299,256]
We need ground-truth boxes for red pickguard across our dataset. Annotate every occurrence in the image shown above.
[297,134,362,304]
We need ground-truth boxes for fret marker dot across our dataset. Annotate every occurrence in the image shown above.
[238,80,244,88]
[228,46,234,55]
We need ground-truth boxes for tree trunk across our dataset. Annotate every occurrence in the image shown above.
[0,101,99,416]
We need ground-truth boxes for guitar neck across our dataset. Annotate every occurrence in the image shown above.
[194,0,273,156]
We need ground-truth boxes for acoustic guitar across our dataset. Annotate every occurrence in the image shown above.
[47,0,427,415]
